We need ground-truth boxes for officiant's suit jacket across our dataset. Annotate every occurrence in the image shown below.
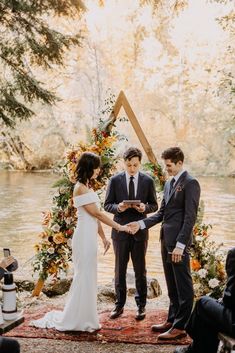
[104,171,158,308]
[104,171,158,241]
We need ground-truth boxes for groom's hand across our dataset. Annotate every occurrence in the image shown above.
[171,247,184,263]
[127,222,140,234]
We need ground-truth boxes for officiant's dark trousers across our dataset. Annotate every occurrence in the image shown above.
[186,296,233,353]
[113,237,147,308]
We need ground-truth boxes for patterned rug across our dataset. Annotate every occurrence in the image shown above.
[4,305,191,345]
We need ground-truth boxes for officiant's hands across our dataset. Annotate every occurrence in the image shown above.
[132,202,146,213]
[117,202,130,212]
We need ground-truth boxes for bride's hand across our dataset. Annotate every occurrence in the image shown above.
[103,238,111,255]
[119,225,132,233]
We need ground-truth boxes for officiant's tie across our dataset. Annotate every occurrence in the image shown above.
[169,177,175,194]
[129,176,135,200]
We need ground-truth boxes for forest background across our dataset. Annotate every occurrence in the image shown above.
[0,0,234,176]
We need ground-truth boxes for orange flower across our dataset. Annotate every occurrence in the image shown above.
[202,230,208,237]
[42,212,51,226]
[191,259,201,271]
[39,231,49,239]
[193,226,199,235]
[48,264,58,275]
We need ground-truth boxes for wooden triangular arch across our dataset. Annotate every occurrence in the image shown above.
[103,90,158,165]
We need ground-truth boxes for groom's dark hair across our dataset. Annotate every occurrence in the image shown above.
[75,152,101,184]
[161,147,184,164]
[123,147,142,161]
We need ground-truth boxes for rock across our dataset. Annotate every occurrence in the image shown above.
[15,279,35,292]
[42,278,72,297]
[147,278,162,299]
[14,275,161,300]
[126,270,162,299]
[97,284,116,302]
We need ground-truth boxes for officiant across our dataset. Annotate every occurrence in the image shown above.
[104,147,158,320]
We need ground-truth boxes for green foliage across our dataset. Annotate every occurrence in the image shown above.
[0,0,83,128]
[142,161,166,191]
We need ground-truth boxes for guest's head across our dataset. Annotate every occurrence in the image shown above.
[75,152,101,184]
[161,147,184,176]
[123,147,142,176]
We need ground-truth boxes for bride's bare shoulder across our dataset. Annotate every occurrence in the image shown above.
[73,182,89,197]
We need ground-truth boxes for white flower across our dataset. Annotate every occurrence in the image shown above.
[67,239,72,248]
[198,269,208,279]
[195,236,203,242]
[47,247,55,254]
[59,186,68,194]
[65,217,73,225]
[51,224,60,232]
[208,278,219,288]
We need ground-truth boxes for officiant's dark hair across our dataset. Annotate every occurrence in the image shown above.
[75,152,101,184]
[161,147,184,164]
[123,147,142,161]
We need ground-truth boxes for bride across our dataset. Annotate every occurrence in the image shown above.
[30,152,129,332]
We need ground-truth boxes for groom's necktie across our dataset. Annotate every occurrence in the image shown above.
[169,177,175,195]
[129,176,135,200]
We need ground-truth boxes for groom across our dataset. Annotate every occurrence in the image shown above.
[129,147,201,339]
[104,147,158,320]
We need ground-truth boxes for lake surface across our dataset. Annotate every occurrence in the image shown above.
[0,171,235,284]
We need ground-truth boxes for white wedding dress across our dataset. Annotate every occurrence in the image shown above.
[30,190,101,332]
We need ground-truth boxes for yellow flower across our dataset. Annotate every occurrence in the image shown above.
[34,244,40,252]
[53,233,65,245]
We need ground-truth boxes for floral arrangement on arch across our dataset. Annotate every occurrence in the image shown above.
[191,219,227,299]
[32,98,123,280]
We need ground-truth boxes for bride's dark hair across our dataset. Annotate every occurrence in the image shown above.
[75,152,101,184]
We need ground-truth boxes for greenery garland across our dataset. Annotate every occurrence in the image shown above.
[32,110,121,279]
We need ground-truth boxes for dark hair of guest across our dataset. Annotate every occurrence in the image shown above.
[161,147,184,164]
[75,152,101,184]
[123,147,142,161]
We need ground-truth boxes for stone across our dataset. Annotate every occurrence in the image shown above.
[42,278,72,297]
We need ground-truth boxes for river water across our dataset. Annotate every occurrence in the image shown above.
[0,171,235,284]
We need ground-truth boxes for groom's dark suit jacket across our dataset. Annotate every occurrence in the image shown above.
[104,171,158,241]
[142,171,200,329]
[143,171,200,249]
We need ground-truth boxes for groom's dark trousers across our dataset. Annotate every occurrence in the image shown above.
[104,171,158,308]
[185,247,235,353]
